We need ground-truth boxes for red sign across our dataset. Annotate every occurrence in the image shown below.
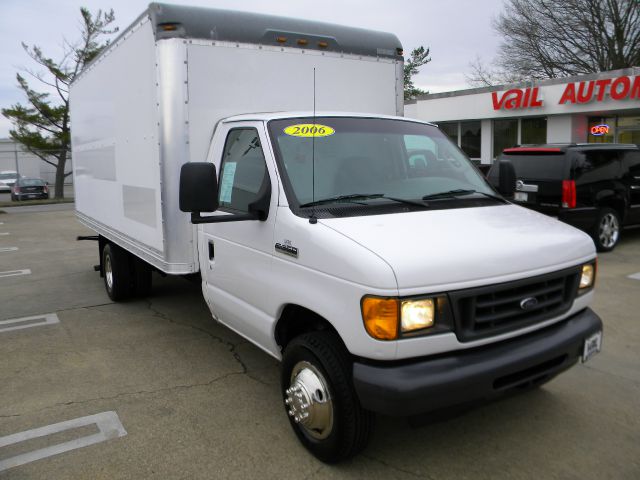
[492,87,543,110]
[492,75,640,110]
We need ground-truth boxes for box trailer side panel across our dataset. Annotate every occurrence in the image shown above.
[72,19,168,266]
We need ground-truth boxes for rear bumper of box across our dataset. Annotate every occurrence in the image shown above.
[352,308,602,416]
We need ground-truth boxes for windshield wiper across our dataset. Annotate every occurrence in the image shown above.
[422,189,507,203]
[299,193,428,208]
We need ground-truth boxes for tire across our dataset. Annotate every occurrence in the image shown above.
[102,243,134,301]
[281,331,374,463]
[592,207,621,252]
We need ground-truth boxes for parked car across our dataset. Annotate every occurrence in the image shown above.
[488,144,640,251]
[11,177,50,201]
[0,171,20,192]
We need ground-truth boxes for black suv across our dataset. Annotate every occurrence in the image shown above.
[488,144,640,252]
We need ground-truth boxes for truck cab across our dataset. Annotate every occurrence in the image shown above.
[179,112,602,462]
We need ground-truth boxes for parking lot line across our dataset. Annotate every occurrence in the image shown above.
[0,411,127,472]
[0,232,10,236]
[628,272,640,280]
[0,313,60,334]
[0,269,31,278]
[0,247,18,252]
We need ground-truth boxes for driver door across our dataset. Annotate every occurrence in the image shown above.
[200,122,279,349]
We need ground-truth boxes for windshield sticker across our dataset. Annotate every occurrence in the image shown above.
[283,124,335,138]
[219,162,236,204]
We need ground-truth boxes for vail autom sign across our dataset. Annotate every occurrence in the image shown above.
[492,75,640,110]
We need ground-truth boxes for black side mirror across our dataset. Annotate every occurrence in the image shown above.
[179,163,219,213]
[498,160,516,197]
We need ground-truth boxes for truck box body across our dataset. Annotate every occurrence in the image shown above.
[71,3,403,274]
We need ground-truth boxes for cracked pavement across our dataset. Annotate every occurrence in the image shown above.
[0,205,639,479]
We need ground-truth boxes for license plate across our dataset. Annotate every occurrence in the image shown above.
[514,192,528,202]
[27,194,37,198]
[582,331,602,362]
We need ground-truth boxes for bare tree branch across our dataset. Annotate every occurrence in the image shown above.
[468,0,639,86]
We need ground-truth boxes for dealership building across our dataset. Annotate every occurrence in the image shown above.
[405,67,640,164]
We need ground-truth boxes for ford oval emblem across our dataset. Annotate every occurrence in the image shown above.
[520,297,538,310]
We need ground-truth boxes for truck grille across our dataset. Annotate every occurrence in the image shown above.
[449,266,581,342]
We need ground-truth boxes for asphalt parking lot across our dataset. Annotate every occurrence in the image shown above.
[0,204,639,479]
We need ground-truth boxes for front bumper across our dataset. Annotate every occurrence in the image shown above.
[353,308,602,416]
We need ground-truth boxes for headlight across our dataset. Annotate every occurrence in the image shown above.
[579,262,596,291]
[362,295,449,340]
[401,299,434,333]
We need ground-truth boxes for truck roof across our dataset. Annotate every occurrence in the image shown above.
[138,3,402,59]
[222,111,437,126]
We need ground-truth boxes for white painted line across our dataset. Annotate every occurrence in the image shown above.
[0,247,18,253]
[628,272,640,280]
[0,411,127,472]
[0,269,31,278]
[0,232,9,236]
[0,313,59,333]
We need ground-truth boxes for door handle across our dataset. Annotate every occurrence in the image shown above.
[631,185,640,190]
[208,240,215,260]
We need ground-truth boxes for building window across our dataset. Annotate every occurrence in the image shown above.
[460,121,481,158]
[493,119,518,158]
[438,122,458,142]
[521,117,547,144]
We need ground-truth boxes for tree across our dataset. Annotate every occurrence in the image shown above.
[404,46,431,100]
[2,8,118,198]
[467,0,640,87]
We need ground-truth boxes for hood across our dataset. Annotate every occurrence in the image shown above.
[319,204,595,292]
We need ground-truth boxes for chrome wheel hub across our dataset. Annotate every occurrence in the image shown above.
[599,213,619,248]
[104,254,114,291]
[285,361,333,440]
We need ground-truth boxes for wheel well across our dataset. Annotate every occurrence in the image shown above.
[275,305,341,351]
[597,196,625,220]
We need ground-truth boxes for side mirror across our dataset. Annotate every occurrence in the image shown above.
[179,163,219,213]
[497,160,516,197]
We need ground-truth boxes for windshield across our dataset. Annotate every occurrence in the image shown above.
[268,117,496,212]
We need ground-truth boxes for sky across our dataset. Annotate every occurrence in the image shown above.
[0,0,505,138]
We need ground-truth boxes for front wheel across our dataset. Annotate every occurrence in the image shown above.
[592,208,621,252]
[281,331,374,463]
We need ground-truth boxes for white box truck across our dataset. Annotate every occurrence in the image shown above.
[72,3,603,463]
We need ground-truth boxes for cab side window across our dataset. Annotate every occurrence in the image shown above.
[218,129,269,213]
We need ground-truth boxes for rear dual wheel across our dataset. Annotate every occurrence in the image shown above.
[102,243,152,301]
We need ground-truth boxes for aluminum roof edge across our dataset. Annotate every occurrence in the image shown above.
[406,66,640,104]
[148,2,402,58]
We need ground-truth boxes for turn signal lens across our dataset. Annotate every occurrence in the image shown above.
[401,299,435,333]
[362,297,398,340]
[580,263,595,289]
